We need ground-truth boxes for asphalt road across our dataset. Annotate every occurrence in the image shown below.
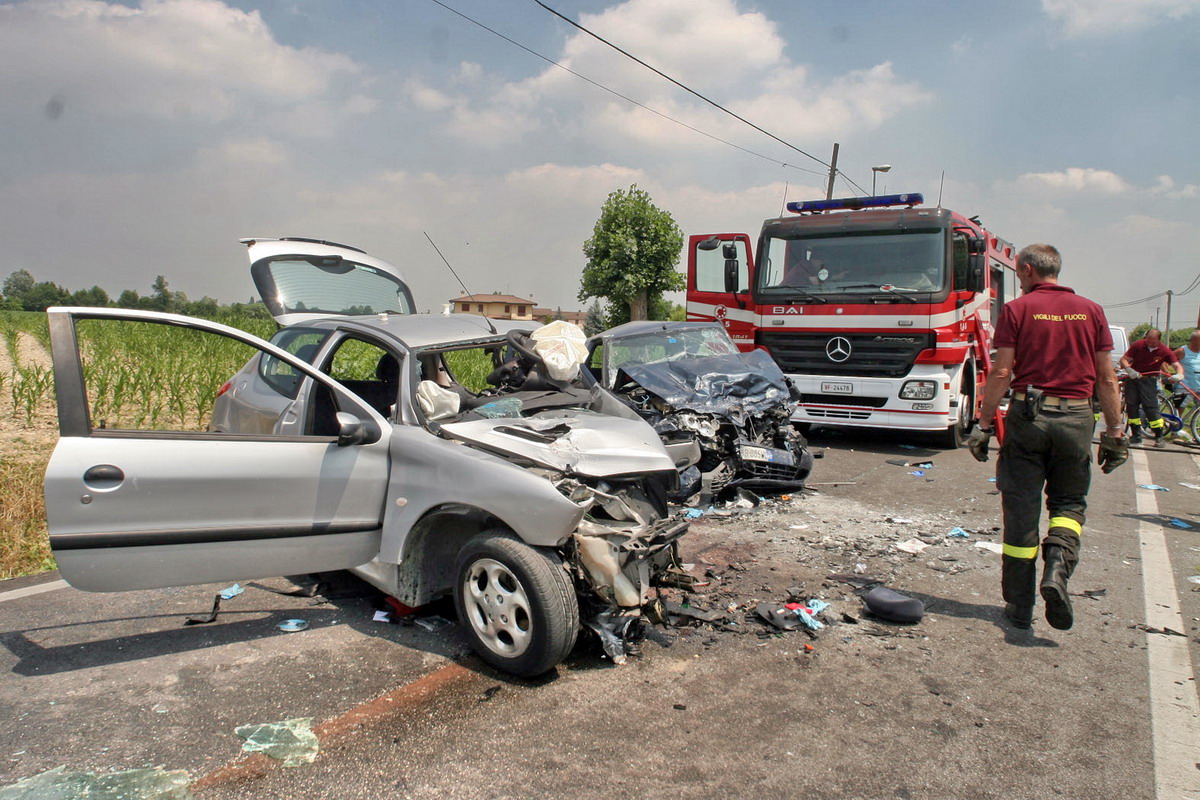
[2,428,1198,799]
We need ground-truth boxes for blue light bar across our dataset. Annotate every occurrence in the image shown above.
[786,193,924,214]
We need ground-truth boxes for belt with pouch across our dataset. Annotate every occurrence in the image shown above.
[1012,391,1091,411]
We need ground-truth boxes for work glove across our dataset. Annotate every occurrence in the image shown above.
[1123,368,1141,379]
[1168,373,1184,383]
[1097,433,1129,474]
[967,426,993,462]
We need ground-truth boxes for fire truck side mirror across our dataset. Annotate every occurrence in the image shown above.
[967,236,986,254]
[968,253,986,292]
[724,258,740,294]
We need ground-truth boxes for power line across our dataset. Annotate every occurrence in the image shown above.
[530,0,871,194]
[425,0,827,178]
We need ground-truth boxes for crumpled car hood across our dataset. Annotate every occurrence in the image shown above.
[619,349,797,418]
[440,409,676,477]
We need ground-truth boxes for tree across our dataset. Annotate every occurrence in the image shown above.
[70,286,110,307]
[22,281,69,311]
[3,269,35,304]
[579,184,684,322]
[583,298,607,336]
[117,289,141,308]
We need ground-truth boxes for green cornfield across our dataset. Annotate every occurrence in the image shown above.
[0,308,276,579]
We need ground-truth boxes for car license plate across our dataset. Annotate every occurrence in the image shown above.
[821,382,853,394]
[738,444,795,466]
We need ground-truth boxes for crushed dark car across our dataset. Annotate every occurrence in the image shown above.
[585,321,814,498]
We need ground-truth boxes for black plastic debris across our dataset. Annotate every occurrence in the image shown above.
[862,587,925,623]
[480,686,502,702]
[756,604,804,631]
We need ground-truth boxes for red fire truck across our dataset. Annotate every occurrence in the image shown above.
[686,193,1017,447]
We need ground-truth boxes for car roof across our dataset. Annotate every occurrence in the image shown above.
[593,320,722,342]
[304,313,535,350]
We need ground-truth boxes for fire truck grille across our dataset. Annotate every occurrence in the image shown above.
[758,331,935,378]
[800,394,888,408]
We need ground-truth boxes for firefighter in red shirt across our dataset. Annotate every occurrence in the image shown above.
[1119,329,1180,447]
[968,244,1127,631]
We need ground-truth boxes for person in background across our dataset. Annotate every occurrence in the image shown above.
[1173,330,1200,404]
[1119,329,1180,447]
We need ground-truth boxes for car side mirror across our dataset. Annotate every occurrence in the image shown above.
[335,412,373,446]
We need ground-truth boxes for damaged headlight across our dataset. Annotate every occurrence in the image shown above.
[676,412,719,439]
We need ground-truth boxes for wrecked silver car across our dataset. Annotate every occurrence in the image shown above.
[586,321,814,498]
[43,307,689,678]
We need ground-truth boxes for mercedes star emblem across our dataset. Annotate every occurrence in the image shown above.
[825,336,852,363]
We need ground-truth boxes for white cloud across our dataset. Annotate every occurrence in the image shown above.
[0,0,360,122]
[1042,0,1200,36]
[418,0,931,155]
[1016,167,1130,194]
[1151,174,1200,199]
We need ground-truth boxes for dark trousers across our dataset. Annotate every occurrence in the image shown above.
[1125,376,1164,431]
[995,404,1094,608]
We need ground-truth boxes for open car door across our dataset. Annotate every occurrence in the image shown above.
[686,233,757,352]
[43,307,393,592]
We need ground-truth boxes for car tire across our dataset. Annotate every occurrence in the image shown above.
[454,530,579,677]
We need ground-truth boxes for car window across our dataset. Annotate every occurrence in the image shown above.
[318,336,402,424]
[442,347,501,393]
[260,328,330,398]
[75,318,266,433]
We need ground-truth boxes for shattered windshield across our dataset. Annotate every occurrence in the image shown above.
[758,229,947,295]
[604,327,739,380]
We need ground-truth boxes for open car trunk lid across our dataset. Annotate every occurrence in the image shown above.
[243,237,416,326]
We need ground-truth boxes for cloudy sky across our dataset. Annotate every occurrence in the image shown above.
[1,0,1197,330]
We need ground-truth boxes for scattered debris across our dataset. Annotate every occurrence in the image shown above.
[1130,624,1187,637]
[1138,484,1169,491]
[828,573,883,588]
[480,686,502,702]
[413,615,454,632]
[1168,518,1194,529]
[218,583,244,600]
[372,610,391,623]
[276,619,309,632]
[947,527,970,538]
[909,470,926,477]
[0,766,193,799]
[1186,575,1200,585]
[895,538,931,554]
[235,718,319,766]
[974,541,1003,554]
[1179,482,1200,490]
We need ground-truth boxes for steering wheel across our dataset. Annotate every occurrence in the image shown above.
[506,329,542,364]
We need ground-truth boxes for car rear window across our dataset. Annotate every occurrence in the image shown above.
[260,328,330,398]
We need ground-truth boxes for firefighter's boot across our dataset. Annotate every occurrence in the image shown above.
[1004,602,1033,629]
[1040,545,1073,630]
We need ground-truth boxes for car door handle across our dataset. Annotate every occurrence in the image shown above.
[83,464,125,488]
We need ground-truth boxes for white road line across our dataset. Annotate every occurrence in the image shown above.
[1131,448,1200,800]
[0,579,68,603]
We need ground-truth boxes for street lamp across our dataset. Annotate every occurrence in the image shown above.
[871,164,892,196]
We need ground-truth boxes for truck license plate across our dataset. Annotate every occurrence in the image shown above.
[821,382,853,394]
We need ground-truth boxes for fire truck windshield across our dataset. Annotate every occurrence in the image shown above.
[758,229,946,296]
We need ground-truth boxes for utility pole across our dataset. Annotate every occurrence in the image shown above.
[1164,290,1173,347]
[825,142,839,200]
